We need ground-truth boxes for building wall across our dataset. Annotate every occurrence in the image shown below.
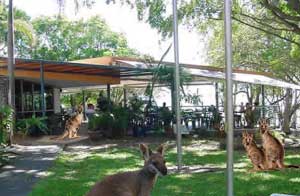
[0,76,8,106]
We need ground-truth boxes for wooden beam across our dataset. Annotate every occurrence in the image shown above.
[0,69,120,84]
[72,56,114,65]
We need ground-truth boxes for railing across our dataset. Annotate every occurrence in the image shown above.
[180,105,283,130]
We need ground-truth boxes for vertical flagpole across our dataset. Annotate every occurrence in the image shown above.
[172,0,182,170]
[8,0,15,146]
[224,0,234,194]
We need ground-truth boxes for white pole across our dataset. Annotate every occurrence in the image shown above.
[224,0,234,195]
[172,0,182,170]
[8,0,15,146]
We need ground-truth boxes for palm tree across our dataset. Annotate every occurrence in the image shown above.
[56,0,95,15]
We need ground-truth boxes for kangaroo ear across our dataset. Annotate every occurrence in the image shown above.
[157,144,165,156]
[139,144,152,160]
[242,131,246,137]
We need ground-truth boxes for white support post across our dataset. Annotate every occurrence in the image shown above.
[172,0,182,171]
[224,0,234,195]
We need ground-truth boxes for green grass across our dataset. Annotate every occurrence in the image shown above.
[29,139,300,196]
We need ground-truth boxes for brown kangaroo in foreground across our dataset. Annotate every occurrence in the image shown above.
[86,143,168,196]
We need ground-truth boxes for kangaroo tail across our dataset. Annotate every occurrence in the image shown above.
[285,164,300,168]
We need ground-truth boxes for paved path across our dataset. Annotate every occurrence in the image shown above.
[0,145,62,196]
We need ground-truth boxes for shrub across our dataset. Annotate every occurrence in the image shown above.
[0,105,14,145]
[16,115,48,136]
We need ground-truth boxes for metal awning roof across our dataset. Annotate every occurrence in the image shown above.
[0,56,299,90]
[0,57,153,88]
[188,68,300,90]
[107,57,300,90]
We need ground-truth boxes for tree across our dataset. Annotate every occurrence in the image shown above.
[207,18,300,133]
[31,16,139,61]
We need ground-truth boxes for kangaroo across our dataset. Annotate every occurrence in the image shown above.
[242,131,267,171]
[86,143,168,196]
[259,118,299,169]
[51,105,83,140]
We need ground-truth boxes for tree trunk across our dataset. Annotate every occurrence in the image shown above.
[282,88,293,134]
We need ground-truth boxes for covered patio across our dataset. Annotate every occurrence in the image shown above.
[63,56,300,130]
[1,56,299,132]
[0,56,152,118]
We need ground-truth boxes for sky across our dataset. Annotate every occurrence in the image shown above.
[13,0,208,65]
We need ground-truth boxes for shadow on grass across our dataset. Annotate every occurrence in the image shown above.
[29,148,142,196]
[154,168,300,196]
[29,138,300,196]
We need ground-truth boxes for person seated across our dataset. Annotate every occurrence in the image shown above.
[239,102,245,113]
[252,102,261,125]
[86,103,95,120]
[235,102,245,127]
[159,102,172,128]
[244,103,253,128]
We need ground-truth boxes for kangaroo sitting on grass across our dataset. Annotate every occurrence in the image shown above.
[86,143,167,196]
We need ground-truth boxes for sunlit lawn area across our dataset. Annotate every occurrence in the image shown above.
[29,139,300,196]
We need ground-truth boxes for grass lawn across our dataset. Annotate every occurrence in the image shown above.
[29,138,300,196]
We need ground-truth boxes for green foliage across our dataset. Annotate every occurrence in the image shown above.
[0,105,14,145]
[183,93,203,106]
[127,94,144,122]
[110,88,125,106]
[1,4,139,60]
[60,0,300,63]
[88,105,129,137]
[0,3,35,57]
[31,16,139,61]
[152,65,192,88]
[61,91,98,108]
[16,115,48,136]
[112,106,129,131]
[145,63,193,111]
[87,114,101,131]
[88,112,113,131]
